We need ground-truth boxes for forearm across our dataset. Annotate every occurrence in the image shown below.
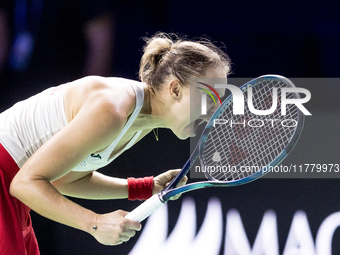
[52,171,128,200]
[10,177,96,234]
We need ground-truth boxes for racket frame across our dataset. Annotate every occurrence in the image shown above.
[162,75,305,201]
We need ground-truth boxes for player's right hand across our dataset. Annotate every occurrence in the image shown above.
[91,210,142,245]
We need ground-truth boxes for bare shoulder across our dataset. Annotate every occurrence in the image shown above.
[10,77,141,182]
[64,76,137,125]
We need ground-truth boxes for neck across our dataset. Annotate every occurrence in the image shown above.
[137,84,167,130]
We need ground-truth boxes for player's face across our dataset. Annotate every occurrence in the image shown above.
[169,66,227,139]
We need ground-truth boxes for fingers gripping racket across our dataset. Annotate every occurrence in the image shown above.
[125,75,305,222]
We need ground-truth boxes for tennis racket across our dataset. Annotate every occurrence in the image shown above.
[125,75,305,222]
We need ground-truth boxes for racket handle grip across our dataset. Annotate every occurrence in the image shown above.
[125,194,165,222]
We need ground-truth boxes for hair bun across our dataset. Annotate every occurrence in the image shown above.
[142,36,173,68]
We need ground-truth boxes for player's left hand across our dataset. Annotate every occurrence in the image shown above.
[153,169,187,200]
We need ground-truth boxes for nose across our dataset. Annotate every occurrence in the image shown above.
[204,107,215,121]
[208,103,219,115]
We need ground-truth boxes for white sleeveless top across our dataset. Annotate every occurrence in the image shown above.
[0,78,144,171]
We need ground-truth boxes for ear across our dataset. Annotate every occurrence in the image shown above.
[168,79,182,100]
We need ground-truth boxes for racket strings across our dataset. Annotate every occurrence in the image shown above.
[201,78,299,181]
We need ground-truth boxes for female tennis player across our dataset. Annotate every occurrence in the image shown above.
[0,33,230,254]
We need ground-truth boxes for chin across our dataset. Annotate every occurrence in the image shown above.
[175,129,195,140]
[176,133,189,140]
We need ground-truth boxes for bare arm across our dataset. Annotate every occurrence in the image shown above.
[52,170,129,200]
[52,168,188,200]
[10,80,141,245]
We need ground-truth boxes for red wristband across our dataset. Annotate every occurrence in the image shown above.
[127,176,154,201]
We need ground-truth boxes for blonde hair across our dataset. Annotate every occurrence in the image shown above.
[139,33,231,90]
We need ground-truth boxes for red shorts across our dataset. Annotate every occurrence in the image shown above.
[0,143,40,255]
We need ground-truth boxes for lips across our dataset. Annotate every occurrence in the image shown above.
[194,118,205,132]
